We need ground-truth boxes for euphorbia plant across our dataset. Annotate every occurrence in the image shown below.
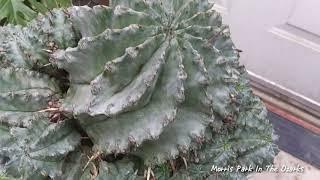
[0,0,278,179]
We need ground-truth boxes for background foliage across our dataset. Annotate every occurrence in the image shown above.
[0,0,71,25]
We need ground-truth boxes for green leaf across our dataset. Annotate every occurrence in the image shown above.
[28,0,71,14]
[0,0,37,25]
[0,173,15,180]
[0,0,71,25]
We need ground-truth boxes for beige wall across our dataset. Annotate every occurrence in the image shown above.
[212,0,320,113]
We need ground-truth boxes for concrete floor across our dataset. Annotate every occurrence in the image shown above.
[249,151,320,180]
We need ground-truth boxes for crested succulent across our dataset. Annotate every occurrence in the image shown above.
[0,0,278,179]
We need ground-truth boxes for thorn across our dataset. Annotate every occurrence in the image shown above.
[37,108,59,113]
[40,171,48,177]
[208,26,227,43]
[169,160,176,172]
[62,9,71,18]
[42,49,53,53]
[150,168,155,178]
[182,157,188,169]
[50,113,60,123]
[194,151,199,163]
[48,101,53,107]
[147,167,151,180]
[128,136,137,147]
[48,9,54,16]
[235,48,243,53]
[83,151,102,172]
[48,16,54,26]
[229,93,237,104]
[90,162,98,179]
[42,63,52,67]
[144,169,147,178]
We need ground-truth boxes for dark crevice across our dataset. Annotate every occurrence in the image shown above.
[72,119,94,147]
[102,153,126,162]
[34,65,70,94]
[0,156,10,166]
[0,17,7,26]
[72,0,109,7]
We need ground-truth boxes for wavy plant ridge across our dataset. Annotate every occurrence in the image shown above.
[0,0,278,179]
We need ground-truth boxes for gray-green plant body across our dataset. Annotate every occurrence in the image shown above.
[0,0,278,179]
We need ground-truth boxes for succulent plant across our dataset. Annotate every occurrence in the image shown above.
[0,0,278,179]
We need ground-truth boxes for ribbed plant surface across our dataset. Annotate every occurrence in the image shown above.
[0,0,278,179]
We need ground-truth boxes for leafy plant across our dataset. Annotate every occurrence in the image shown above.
[0,0,278,179]
[0,0,71,25]
[0,172,10,180]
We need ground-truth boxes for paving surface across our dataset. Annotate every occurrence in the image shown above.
[268,111,320,168]
[248,111,320,179]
